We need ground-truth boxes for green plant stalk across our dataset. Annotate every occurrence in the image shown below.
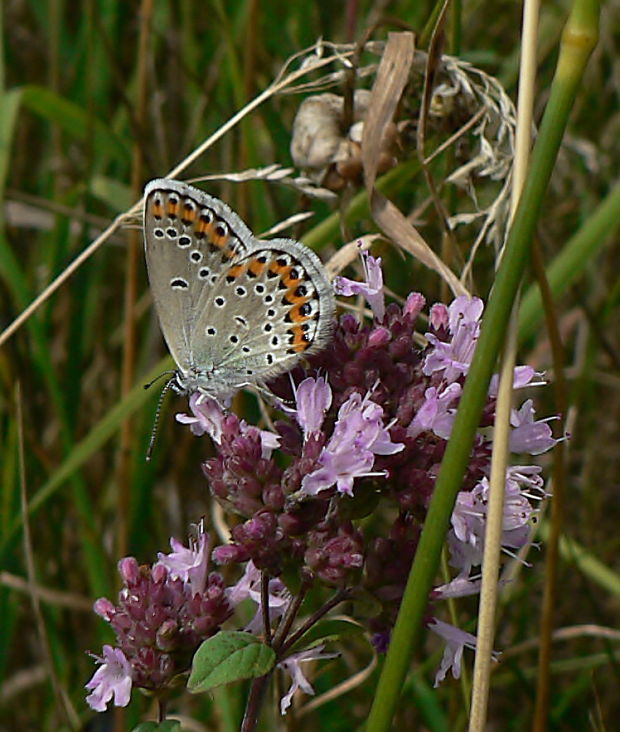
[0,356,174,558]
[366,2,599,729]
[0,95,108,598]
[518,179,620,344]
[536,521,620,598]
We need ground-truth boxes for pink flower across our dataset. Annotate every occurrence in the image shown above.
[407,383,462,439]
[85,646,132,712]
[177,393,280,458]
[300,391,403,497]
[227,560,290,635]
[334,249,385,321]
[278,644,338,714]
[429,618,498,686]
[509,399,558,455]
[156,526,210,596]
[176,393,225,439]
[294,376,332,437]
[424,296,484,383]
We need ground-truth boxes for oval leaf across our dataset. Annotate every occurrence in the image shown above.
[188,631,276,693]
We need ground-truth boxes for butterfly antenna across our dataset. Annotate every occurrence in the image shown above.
[143,370,176,390]
[145,376,176,461]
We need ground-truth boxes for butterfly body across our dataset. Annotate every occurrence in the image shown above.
[143,179,335,401]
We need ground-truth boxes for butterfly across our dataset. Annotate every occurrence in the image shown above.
[143,179,335,402]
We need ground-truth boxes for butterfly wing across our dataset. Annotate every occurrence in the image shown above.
[190,238,336,388]
[143,179,254,374]
[144,178,335,396]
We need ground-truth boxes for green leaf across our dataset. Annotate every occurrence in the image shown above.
[188,631,276,693]
[132,722,181,732]
[90,174,133,212]
[20,85,128,163]
[0,88,22,202]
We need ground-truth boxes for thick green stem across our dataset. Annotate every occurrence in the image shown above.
[366,3,599,730]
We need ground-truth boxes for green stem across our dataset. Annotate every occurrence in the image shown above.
[518,179,620,345]
[366,3,599,730]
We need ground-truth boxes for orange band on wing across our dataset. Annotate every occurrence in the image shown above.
[290,325,311,352]
[166,199,179,217]
[247,259,267,277]
[151,199,164,219]
[227,263,246,279]
[268,261,293,279]
[287,301,313,322]
[182,203,197,223]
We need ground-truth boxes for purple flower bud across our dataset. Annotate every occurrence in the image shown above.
[118,557,140,585]
[93,598,115,620]
[429,302,449,330]
[368,327,391,347]
[403,292,425,318]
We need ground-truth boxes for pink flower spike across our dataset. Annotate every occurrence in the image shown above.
[85,645,132,712]
[334,249,385,321]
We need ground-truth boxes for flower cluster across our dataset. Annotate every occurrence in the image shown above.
[86,533,336,714]
[85,532,232,711]
[87,250,557,714]
[186,251,555,657]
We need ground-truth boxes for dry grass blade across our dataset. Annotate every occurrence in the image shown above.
[0,44,356,349]
[361,33,467,297]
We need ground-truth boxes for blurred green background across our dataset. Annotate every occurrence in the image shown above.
[1,1,619,729]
